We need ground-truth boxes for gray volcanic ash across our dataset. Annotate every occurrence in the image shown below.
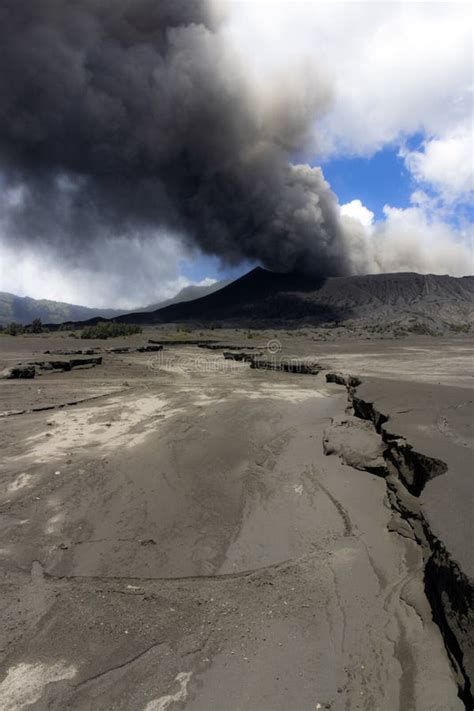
[0,0,348,277]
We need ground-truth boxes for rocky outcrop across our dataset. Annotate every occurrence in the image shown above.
[223,351,261,362]
[325,372,361,389]
[34,360,74,372]
[69,357,102,368]
[44,349,97,355]
[201,343,263,351]
[0,365,36,379]
[29,357,102,372]
[136,345,163,352]
[105,345,163,353]
[251,357,322,375]
[198,343,230,350]
[326,374,473,707]
[323,415,387,475]
[162,339,221,347]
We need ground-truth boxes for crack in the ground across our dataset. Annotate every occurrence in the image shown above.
[326,372,473,709]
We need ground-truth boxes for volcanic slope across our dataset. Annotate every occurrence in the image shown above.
[112,268,474,329]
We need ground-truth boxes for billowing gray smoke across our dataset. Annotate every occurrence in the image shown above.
[0,0,350,276]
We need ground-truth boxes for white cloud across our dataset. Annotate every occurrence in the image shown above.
[340,199,374,228]
[0,235,211,309]
[224,3,471,148]
[194,277,217,287]
[224,1,473,277]
[401,123,474,204]
[340,199,473,277]
[223,1,472,200]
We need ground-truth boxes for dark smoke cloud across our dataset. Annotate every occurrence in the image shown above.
[0,0,350,276]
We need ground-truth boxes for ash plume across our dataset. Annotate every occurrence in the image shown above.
[0,0,350,276]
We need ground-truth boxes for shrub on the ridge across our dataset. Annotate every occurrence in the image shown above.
[30,318,43,334]
[80,322,142,339]
[4,322,24,336]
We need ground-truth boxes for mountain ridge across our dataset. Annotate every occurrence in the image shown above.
[110,268,474,331]
[0,280,230,325]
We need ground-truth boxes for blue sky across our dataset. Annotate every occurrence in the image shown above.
[321,147,413,222]
[179,255,255,284]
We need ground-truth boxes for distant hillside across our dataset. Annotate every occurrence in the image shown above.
[0,292,123,326]
[110,268,474,332]
[0,279,230,325]
[132,280,231,312]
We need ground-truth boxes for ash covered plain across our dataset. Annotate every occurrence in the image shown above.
[0,327,472,711]
[1,2,472,709]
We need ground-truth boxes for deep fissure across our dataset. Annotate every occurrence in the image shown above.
[327,372,473,708]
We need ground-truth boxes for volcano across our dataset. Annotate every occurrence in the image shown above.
[105,268,474,331]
